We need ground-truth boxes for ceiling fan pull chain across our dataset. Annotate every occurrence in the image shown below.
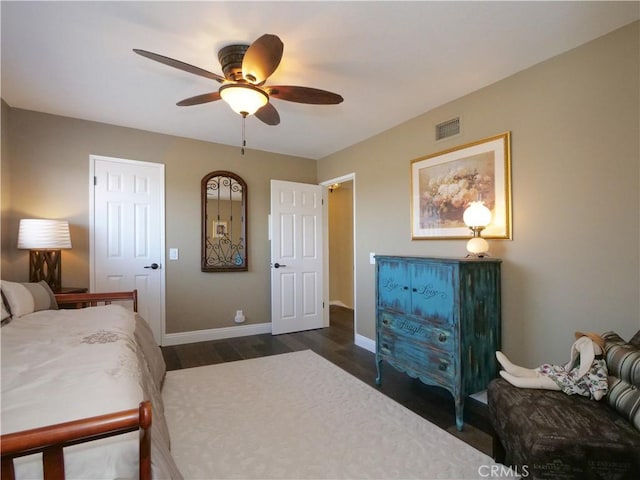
[241,114,246,155]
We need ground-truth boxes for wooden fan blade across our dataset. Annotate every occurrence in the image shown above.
[255,102,280,125]
[267,86,343,105]
[133,49,225,83]
[176,92,221,106]
[242,34,283,84]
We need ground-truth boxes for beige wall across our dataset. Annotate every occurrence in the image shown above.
[1,100,12,279]
[328,182,354,308]
[2,23,638,365]
[0,108,317,334]
[318,22,640,366]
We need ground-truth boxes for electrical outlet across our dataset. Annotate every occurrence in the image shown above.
[370,252,376,265]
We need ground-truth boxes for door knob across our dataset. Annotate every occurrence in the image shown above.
[144,263,160,270]
[273,262,287,268]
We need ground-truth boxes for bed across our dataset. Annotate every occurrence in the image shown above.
[0,280,183,479]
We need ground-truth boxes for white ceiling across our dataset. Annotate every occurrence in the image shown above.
[2,1,638,160]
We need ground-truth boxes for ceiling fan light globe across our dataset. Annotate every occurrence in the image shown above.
[219,84,268,116]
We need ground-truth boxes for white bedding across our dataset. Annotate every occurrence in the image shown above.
[1,304,179,479]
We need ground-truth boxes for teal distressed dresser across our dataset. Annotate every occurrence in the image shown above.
[375,255,501,431]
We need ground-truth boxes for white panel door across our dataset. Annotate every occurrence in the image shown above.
[270,180,325,335]
[91,155,165,344]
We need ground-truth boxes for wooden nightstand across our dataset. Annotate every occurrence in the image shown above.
[55,287,89,308]
[55,287,88,294]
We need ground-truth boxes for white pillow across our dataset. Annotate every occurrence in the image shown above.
[0,280,58,318]
[1,296,10,323]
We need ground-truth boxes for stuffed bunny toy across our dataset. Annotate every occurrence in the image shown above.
[496,332,608,400]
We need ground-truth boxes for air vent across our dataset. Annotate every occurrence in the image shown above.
[435,117,460,141]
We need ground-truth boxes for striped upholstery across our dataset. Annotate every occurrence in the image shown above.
[603,331,640,431]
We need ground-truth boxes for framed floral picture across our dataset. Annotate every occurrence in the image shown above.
[410,132,512,239]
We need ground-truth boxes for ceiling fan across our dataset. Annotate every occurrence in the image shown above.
[133,34,343,126]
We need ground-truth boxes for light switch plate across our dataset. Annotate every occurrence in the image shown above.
[169,248,179,260]
[370,252,376,265]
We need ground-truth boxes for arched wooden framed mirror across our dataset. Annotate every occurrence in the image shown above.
[201,171,247,272]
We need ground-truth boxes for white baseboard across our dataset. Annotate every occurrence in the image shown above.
[162,322,272,346]
[162,322,376,354]
[329,300,353,309]
[355,333,375,353]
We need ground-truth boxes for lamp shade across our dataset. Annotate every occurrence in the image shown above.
[17,219,72,249]
[219,84,269,116]
[463,201,492,227]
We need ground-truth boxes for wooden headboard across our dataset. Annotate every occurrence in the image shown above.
[54,290,138,312]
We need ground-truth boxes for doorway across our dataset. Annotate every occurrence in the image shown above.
[323,174,356,339]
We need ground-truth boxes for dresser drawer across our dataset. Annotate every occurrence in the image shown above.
[378,311,454,354]
[378,332,457,384]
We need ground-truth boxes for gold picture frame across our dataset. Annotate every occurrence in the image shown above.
[410,132,512,239]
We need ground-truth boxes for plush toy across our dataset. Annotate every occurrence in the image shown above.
[496,332,608,401]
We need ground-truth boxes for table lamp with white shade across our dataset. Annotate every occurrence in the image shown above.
[463,201,492,257]
[17,219,72,292]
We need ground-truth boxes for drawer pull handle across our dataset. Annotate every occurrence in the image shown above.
[403,286,409,290]
[438,362,448,371]
[382,319,389,325]
[438,333,447,342]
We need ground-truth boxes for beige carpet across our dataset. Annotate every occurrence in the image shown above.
[163,350,499,479]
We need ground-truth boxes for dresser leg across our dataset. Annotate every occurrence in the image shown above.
[455,397,464,431]
[375,357,383,385]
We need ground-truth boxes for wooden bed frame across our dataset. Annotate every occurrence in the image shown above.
[1,402,151,480]
[54,290,138,312]
[0,290,150,480]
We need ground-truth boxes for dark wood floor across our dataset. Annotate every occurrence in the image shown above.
[161,305,493,456]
